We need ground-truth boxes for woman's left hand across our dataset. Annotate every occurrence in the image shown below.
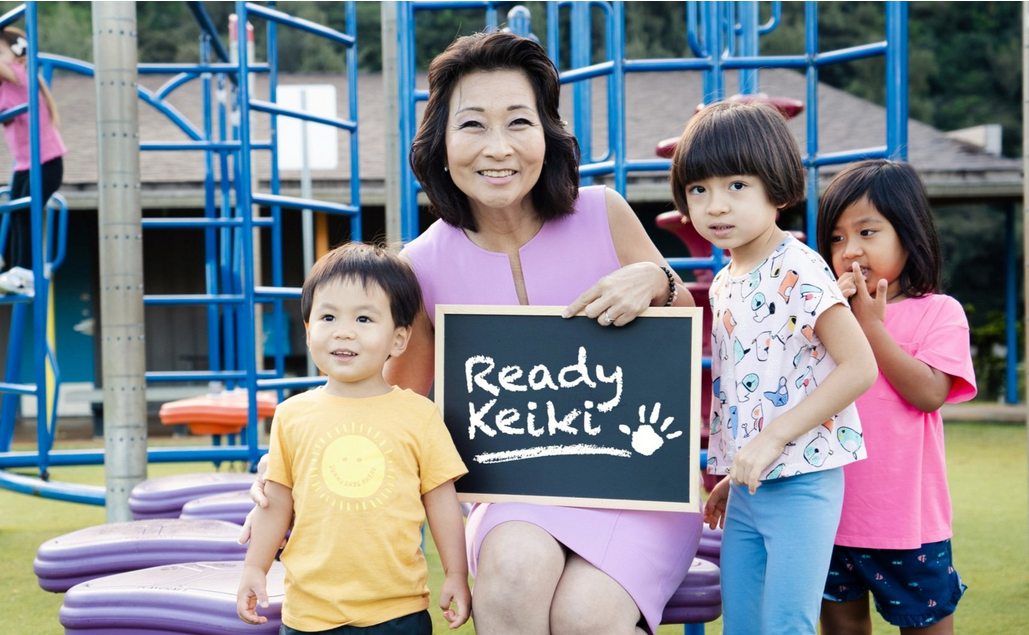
[562,262,664,327]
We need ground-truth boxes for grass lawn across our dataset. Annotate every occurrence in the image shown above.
[2,422,1027,634]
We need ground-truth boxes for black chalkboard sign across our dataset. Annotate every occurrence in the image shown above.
[435,305,702,512]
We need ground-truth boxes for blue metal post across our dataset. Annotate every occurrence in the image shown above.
[346,0,362,241]
[398,2,418,241]
[26,2,50,475]
[507,4,531,37]
[546,2,560,63]
[611,1,626,195]
[267,3,287,380]
[885,1,908,160]
[804,1,819,247]
[737,0,759,94]
[201,34,222,379]
[218,73,234,382]
[1007,204,1019,404]
[702,1,724,104]
[234,1,261,468]
[571,1,593,185]
[0,304,27,452]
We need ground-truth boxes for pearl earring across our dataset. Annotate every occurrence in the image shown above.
[443,166,448,172]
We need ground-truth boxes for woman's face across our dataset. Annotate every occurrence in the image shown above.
[445,69,546,218]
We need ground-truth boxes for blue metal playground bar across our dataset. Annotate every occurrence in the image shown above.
[0,3,61,480]
[0,1,360,504]
[235,0,361,467]
[396,1,909,243]
[394,2,911,404]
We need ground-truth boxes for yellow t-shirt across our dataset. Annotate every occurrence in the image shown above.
[265,386,467,631]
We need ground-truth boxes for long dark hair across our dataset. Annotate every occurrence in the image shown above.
[409,31,580,232]
[816,160,942,297]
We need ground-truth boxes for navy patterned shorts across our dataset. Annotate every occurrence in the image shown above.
[823,539,966,628]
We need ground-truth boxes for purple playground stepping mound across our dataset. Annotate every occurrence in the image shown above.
[661,558,722,625]
[698,524,722,566]
[179,490,255,525]
[129,472,256,520]
[35,518,247,592]
[60,561,284,635]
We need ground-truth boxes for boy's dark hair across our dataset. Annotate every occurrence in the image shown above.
[816,159,942,297]
[300,243,422,328]
[670,101,805,218]
[410,31,580,232]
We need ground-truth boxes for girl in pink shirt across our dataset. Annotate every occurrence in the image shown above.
[0,27,66,292]
[817,160,977,635]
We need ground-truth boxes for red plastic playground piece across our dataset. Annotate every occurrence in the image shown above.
[694,93,804,119]
[655,93,805,159]
[159,390,278,436]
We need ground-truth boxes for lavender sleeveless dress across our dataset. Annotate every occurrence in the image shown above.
[404,186,702,634]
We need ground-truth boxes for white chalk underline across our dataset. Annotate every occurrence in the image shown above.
[474,444,632,464]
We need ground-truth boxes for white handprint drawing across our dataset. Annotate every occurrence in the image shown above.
[619,403,682,456]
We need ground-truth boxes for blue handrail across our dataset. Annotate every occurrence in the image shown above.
[0,1,365,499]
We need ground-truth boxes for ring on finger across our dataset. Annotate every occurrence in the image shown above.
[603,311,614,324]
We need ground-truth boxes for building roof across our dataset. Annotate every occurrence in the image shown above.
[1,67,1019,209]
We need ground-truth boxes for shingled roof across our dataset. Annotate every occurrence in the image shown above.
[0,67,1019,209]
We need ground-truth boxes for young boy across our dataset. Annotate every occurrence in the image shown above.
[236,243,470,634]
[670,101,877,634]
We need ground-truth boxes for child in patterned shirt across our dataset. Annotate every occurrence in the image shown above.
[670,101,878,635]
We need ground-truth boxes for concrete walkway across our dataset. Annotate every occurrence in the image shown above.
[942,402,1027,423]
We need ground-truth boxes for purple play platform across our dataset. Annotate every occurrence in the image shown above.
[697,524,722,566]
[661,557,722,625]
[179,490,255,525]
[128,472,255,520]
[34,518,247,592]
[60,561,284,634]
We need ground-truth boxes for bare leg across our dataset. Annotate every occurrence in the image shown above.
[820,596,872,635]
[472,522,567,635]
[550,553,646,635]
[901,614,954,635]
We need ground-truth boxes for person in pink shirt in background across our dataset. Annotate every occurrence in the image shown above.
[816,160,977,635]
[0,26,66,294]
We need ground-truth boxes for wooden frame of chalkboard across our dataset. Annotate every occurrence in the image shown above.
[435,305,702,512]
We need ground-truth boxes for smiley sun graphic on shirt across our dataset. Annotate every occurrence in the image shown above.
[311,422,396,512]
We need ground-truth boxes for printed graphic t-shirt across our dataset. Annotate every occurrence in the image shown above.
[707,235,866,479]
[266,387,467,631]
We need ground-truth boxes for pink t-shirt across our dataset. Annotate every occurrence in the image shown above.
[834,294,976,550]
[0,62,66,170]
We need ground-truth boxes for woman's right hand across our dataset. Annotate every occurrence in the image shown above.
[237,454,270,545]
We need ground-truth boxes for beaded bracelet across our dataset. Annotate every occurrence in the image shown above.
[659,265,678,307]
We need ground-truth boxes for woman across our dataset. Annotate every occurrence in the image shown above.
[395,32,701,635]
[246,32,703,634]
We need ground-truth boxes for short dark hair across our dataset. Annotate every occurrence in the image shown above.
[410,31,580,232]
[300,243,422,328]
[670,101,805,218]
[816,159,942,297]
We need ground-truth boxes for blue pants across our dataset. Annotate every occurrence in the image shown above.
[720,469,844,635]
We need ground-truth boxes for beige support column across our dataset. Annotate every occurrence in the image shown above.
[92,1,146,523]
